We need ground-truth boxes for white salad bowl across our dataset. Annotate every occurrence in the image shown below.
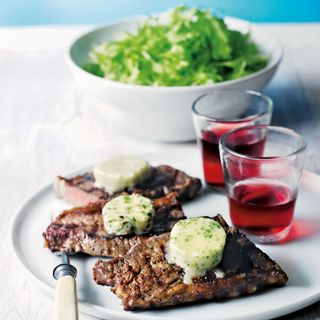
[67,16,282,142]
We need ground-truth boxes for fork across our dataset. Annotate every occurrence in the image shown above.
[53,252,79,320]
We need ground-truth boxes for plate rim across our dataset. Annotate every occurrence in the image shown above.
[10,164,320,320]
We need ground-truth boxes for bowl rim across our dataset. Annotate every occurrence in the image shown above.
[67,15,283,92]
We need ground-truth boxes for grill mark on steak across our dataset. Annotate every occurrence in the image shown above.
[43,192,185,257]
[54,165,201,207]
[93,215,288,310]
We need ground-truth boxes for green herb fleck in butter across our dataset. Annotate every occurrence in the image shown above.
[166,217,226,284]
[102,194,155,235]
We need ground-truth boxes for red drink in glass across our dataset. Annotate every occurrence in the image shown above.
[200,129,225,186]
[220,125,306,243]
[232,128,266,156]
[192,90,273,187]
[228,180,296,236]
[201,127,265,185]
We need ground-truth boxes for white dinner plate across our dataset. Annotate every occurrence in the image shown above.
[10,149,320,320]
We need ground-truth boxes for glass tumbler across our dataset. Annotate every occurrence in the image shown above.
[192,90,273,187]
[219,125,307,243]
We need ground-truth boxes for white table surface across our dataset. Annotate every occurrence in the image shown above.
[1,23,320,320]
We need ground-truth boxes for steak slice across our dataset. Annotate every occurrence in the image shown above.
[93,215,288,310]
[54,165,202,207]
[43,192,185,257]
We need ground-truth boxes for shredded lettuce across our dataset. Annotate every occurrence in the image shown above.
[84,6,268,86]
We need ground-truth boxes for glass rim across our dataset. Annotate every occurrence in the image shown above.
[219,125,307,161]
[191,89,273,123]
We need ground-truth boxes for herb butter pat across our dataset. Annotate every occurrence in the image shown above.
[102,194,155,235]
[93,156,150,193]
[166,217,226,284]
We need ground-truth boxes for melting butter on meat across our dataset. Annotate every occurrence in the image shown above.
[102,194,155,235]
[166,217,227,284]
[93,155,150,193]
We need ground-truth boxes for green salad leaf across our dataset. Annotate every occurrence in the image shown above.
[84,6,268,86]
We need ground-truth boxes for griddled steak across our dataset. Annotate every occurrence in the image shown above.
[43,192,185,257]
[55,165,201,207]
[93,215,288,310]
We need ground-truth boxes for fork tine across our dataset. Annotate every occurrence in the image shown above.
[61,252,69,264]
